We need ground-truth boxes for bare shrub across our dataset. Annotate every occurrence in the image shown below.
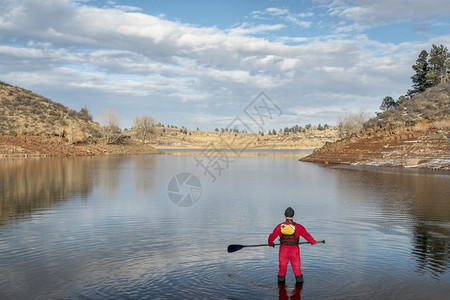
[338,109,368,139]
[133,115,156,144]
[98,109,123,144]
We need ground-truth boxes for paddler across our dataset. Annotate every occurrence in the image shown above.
[268,207,317,284]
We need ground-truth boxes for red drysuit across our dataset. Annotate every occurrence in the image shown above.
[268,220,316,276]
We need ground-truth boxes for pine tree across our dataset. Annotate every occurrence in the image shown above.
[380,96,396,111]
[396,95,408,106]
[426,44,450,86]
[408,50,429,97]
[78,105,93,121]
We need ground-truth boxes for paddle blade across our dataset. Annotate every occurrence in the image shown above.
[227,244,245,253]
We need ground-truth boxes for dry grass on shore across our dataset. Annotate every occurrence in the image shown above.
[151,127,339,150]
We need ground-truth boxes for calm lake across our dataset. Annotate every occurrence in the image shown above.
[0,153,449,299]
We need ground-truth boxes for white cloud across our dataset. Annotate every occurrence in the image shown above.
[320,0,450,25]
[227,23,286,35]
[0,0,448,129]
[251,7,313,27]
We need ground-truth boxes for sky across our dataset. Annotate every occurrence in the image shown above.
[1,0,449,131]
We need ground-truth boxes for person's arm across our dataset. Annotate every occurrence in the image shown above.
[268,225,281,246]
[296,224,316,245]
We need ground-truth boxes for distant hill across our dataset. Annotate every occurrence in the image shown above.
[0,81,101,141]
[150,126,339,150]
[302,81,450,170]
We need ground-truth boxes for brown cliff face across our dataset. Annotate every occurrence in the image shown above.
[301,81,450,170]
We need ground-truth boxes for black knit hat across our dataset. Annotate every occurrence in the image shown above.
[285,207,294,218]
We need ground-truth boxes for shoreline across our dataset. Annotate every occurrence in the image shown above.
[0,134,161,158]
[159,148,313,158]
[301,159,450,172]
[300,120,450,171]
[315,162,450,175]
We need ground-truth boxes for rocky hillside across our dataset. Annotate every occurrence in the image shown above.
[301,81,450,170]
[0,81,101,140]
[0,81,160,157]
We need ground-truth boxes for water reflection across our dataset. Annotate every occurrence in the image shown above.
[94,157,123,198]
[413,222,449,278]
[334,166,450,277]
[0,158,94,224]
[278,283,303,300]
[131,156,158,194]
[0,156,159,225]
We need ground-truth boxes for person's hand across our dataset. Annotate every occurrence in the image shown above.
[311,241,317,245]
[269,243,275,247]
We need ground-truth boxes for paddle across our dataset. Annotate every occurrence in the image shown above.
[227,240,325,253]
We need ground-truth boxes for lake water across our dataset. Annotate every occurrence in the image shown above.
[0,153,449,299]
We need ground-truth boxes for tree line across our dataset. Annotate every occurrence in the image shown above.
[262,123,331,136]
[210,123,331,136]
[380,44,449,111]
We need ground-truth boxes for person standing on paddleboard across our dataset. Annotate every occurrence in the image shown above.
[268,207,317,284]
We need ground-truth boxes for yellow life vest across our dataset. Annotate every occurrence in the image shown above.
[281,223,296,235]
[280,222,299,245]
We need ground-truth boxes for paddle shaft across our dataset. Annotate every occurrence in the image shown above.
[227,240,325,253]
[246,240,325,248]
